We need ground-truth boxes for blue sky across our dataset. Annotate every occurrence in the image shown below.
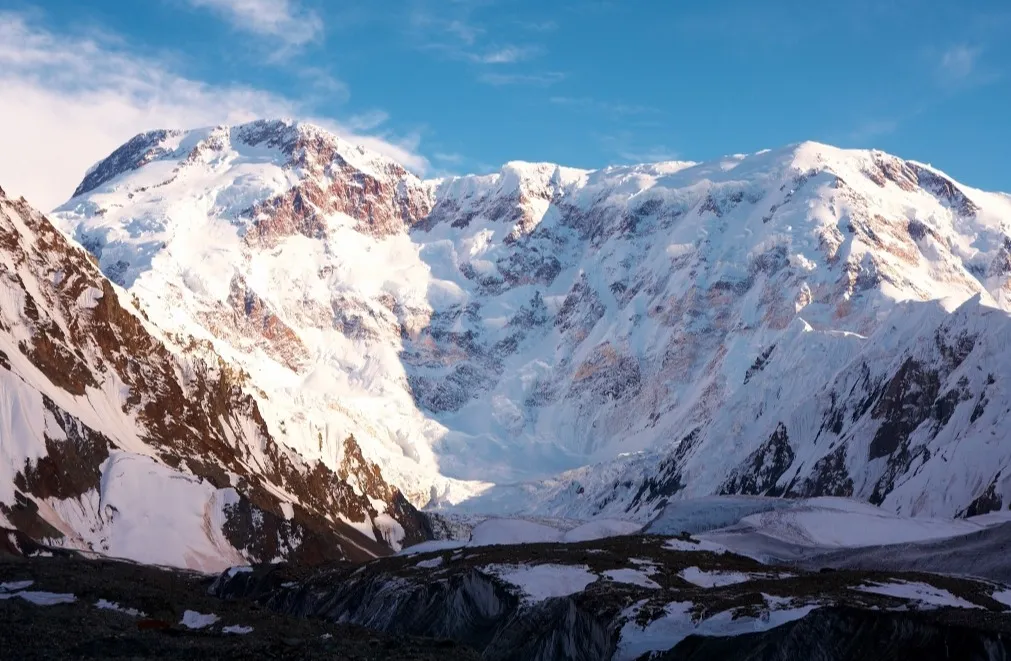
[1,0,1009,208]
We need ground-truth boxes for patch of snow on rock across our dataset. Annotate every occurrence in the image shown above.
[664,538,731,554]
[603,568,660,589]
[615,599,817,661]
[678,567,755,588]
[991,588,1011,608]
[95,599,145,617]
[416,556,444,569]
[483,563,598,602]
[0,591,77,605]
[398,539,467,556]
[222,624,254,634]
[0,580,35,592]
[180,610,220,629]
[854,581,981,609]
[225,566,254,578]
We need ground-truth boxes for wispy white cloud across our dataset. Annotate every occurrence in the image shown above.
[847,118,899,143]
[616,147,681,163]
[443,18,483,45]
[409,9,484,47]
[519,20,557,32]
[933,44,1001,90]
[420,41,542,65]
[479,71,565,86]
[0,12,428,210]
[434,152,465,164]
[338,110,391,132]
[406,1,559,82]
[938,44,980,82]
[596,131,680,164]
[185,0,323,47]
[293,65,350,102]
[549,96,659,117]
[475,45,541,64]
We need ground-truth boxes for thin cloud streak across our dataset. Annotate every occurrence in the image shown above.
[938,45,980,81]
[519,20,557,32]
[847,118,899,144]
[185,0,323,47]
[595,131,681,164]
[434,152,465,164]
[479,71,565,86]
[476,45,541,64]
[549,96,660,117]
[405,0,554,85]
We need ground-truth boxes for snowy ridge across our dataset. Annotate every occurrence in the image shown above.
[0,185,429,569]
[50,120,1011,524]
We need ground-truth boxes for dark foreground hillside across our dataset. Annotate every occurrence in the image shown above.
[6,532,1011,660]
[0,552,477,660]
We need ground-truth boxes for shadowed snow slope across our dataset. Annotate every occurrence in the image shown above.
[46,119,1011,524]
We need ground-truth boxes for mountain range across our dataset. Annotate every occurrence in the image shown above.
[3,118,1011,570]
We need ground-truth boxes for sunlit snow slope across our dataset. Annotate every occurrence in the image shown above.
[53,119,1011,521]
[0,184,428,569]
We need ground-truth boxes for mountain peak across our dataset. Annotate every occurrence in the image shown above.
[69,119,414,204]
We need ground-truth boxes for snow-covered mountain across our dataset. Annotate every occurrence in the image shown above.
[49,119,1011,525]
[0,184,428,570]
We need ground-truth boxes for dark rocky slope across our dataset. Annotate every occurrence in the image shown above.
[211,534,1011,661]
[0,552,477,660]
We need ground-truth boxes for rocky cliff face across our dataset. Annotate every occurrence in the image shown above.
[51,120,1011,522]
[0,185,428,570]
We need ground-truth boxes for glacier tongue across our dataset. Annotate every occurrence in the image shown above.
[51,119,1011,521]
